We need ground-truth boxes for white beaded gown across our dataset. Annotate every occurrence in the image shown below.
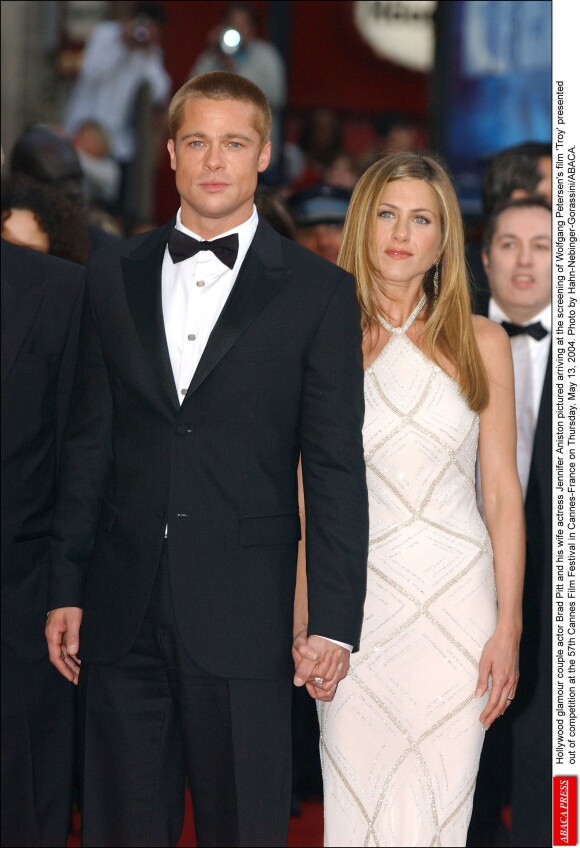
[318,300,497,847]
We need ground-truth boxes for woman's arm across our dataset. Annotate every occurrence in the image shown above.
[293,460,309,645]
[474,315,525,729]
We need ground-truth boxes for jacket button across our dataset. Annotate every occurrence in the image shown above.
[175,424,189,436]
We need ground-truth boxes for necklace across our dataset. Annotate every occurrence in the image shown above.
[377,293,427,336]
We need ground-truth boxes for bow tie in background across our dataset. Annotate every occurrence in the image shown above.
[168,229,239,269]
[501,320,549,341]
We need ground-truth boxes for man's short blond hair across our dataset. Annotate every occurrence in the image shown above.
[168,71,272,146]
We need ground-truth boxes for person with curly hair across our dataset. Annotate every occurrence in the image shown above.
[1,174,90,264]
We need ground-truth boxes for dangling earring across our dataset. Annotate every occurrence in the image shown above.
[432,262,439,299]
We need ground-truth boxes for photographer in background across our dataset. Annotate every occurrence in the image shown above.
[188,2,286,175]
[63,2,170,223]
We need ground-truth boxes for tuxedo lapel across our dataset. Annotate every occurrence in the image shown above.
[1,257,46,385]
[122,222,179,412]
[186,220,291,397]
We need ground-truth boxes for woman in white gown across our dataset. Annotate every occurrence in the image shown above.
[293,153,525,847]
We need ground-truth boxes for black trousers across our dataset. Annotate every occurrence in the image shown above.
[1,647,75,847]
[78,544,293,847]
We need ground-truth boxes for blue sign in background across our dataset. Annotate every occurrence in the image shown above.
[437,0,551,214]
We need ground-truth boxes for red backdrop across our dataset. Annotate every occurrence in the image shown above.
[153,0,428,222]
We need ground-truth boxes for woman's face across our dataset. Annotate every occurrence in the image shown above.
[1,208,50,253]
[374,179,441,290]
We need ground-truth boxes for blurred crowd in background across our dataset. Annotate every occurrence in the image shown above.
[2,2,432,247]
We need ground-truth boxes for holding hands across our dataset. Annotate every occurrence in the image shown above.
[292,629,349,702]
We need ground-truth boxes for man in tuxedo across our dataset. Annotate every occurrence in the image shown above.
[45,71,368,847]
[467,141,551,306]
[1,236,83,845]
[469,197,551,847]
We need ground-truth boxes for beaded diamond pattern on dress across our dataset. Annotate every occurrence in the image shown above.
[318,309,496,847]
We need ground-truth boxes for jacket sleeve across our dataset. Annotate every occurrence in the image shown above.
[299,270,368,651]
[49,266,113,609]
[54,269,84,478]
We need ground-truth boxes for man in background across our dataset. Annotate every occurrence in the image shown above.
[469,197,551,847]
[468,140,551,304]
[63,2,171,220]
[287,184,351,265]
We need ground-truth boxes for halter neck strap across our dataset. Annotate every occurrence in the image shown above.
[377,294,427,335]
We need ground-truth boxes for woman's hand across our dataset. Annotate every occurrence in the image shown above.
[293,629,348,702]
[475,625,520,729]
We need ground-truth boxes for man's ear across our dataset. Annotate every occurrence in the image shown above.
[258,141,272,174]
[167,138,176,172]
[481,248,490,273]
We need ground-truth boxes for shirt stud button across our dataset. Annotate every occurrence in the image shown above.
[188,334,196,341]
[196,280,205,287]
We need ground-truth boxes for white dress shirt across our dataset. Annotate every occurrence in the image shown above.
[488,298,551,496]
[161,207,350,654]
[162,206,258,401]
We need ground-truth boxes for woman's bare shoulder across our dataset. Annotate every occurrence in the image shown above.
[471,314,512,375]
[472,314,510,349]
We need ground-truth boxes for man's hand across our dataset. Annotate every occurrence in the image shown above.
[45,607,83,685]
[293,633,349,702]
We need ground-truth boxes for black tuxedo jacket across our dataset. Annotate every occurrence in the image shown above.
[1,241,83,661]
[518,343,551,706]
[49,218,369,678]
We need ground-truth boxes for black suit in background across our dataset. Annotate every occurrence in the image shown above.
[468,296,551,847]
[509,355,551,846]
[49,218,369,846]
[1,241,83,846]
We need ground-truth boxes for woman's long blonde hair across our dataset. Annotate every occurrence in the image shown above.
[338,152,489,412]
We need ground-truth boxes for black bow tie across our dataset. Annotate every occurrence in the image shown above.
[168,229,239,269]
[501,320,548,341]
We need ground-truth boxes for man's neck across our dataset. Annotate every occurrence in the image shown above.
[179,205,255,241]
[490,298,550,325]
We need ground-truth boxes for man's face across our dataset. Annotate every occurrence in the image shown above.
[296,223,344,264]
[123,16,161,48]
[482,205,551,323]
[167,97,271,238]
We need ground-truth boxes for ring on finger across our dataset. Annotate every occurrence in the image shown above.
[313,676,324,686]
